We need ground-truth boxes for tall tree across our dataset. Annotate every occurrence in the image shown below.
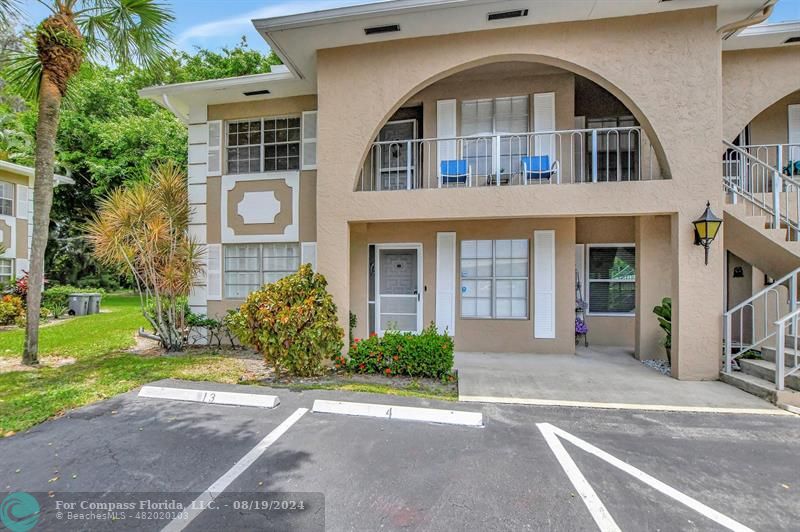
[3,0,173,365]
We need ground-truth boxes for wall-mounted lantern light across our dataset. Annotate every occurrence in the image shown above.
[692,201,722,265]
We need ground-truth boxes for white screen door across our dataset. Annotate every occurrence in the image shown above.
[375,245,422,334]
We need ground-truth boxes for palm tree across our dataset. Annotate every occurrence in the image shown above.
[3,0,174,365]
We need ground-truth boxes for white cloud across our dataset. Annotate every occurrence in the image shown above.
[177,0,378,46]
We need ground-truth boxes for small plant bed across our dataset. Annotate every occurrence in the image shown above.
[259,369,458,401]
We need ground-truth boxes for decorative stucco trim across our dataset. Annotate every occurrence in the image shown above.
[220,172,300,243]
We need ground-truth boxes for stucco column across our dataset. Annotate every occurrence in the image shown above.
[317,216,350,351]
[635,215,672,361]
[670,209,724,380]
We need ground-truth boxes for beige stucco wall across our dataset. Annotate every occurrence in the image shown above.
[748,89,800,146]
[316,7,724,378]
[723,47,800,142]
[207,95,317,122]
[575,217,636,348]
[635,215,672,361]
[350,218,575,354]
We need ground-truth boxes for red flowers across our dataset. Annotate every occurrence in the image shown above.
[384,368,392,376]
[369,332,377,338]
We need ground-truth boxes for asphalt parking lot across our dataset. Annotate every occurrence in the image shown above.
[1,379,798,531]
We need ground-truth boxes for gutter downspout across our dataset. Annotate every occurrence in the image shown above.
[161,93,189,124]
[719,0,777,39]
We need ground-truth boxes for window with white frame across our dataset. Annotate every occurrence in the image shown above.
[461,96,529,178]
[226,117,301,174]
[0,258,12,283]
[460,239,528,319]
[587,245,636,314]
[223,243,300,299]
[0,181,13,216]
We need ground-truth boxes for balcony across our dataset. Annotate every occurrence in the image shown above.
[356,126,662,192]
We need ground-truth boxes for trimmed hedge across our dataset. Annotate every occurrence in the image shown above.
[340,324,454,379]
[227,264,344,377]
[42,285,105,310]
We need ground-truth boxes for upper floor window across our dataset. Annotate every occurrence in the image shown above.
[0,181,13,216]
[226,117,301,174]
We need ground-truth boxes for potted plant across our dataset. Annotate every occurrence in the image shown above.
[653,297,671,364]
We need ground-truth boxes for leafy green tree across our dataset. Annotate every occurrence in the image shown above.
[3,0,174,366]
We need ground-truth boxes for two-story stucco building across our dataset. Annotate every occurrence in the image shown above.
[140,0,800,402]
[0,161,72,284]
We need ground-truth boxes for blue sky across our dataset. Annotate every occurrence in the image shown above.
[19,0,800,54]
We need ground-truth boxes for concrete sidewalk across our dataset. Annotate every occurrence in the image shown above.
[456,347,786,413]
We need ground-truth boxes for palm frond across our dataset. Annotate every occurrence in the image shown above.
[0,0,20,26]
[2,33,43,101]
[76,0,174,72]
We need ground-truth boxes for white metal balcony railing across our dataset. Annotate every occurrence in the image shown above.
[738,143,800,180]
[357,126,660,191]
[723,141,800,239]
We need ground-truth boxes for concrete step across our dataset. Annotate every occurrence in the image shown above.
[720,371,800,407]
[739,358,800,391]
[760,346,800,367]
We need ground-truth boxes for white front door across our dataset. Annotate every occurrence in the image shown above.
[375,244,422,334]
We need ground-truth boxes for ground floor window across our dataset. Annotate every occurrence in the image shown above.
[587,245,636,315]
[0,258,12,283]
[460,239,528,319]
[223,243,300,299]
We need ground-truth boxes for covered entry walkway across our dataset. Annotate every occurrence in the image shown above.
[456,347,783,413]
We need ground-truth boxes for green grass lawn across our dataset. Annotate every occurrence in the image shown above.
[0,295,147,360]
[0,295,247,436]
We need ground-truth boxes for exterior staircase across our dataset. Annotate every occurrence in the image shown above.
[722,142,800,409]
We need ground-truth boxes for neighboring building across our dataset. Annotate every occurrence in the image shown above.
[0,161,73,283]
[140,0,800,392]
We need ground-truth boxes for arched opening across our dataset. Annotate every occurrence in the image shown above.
[355,58,670,191]
[732,88,800,177]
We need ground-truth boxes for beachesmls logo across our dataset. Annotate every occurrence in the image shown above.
[0,492,40,531]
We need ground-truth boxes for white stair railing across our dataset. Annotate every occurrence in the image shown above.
[723,266,800,390]
[723,140,800,239]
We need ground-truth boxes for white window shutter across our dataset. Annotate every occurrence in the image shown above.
[435,232,456,335]
[789,105,800,162]
[206,243,222,301]
[302,111,318,170]
[437,99,457,179]
[534,230,556,339]
[533,92,556,161]
[16,185,28,220]
[301,242,317,270]
[207,120,222,176]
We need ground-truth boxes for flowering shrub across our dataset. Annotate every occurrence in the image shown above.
[0,295,25,325]
[341,323,454,379]
[227,264,344,376]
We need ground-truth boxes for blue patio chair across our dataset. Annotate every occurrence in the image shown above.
[521,155,560,184]
[440,159,471,187]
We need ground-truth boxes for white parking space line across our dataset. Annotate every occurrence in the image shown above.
[538,423,754,532]
[461,395,792,416]
[139,385,279,409]
[312,399,484,427]
[161,408,308,532]
[538,423,621,532]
